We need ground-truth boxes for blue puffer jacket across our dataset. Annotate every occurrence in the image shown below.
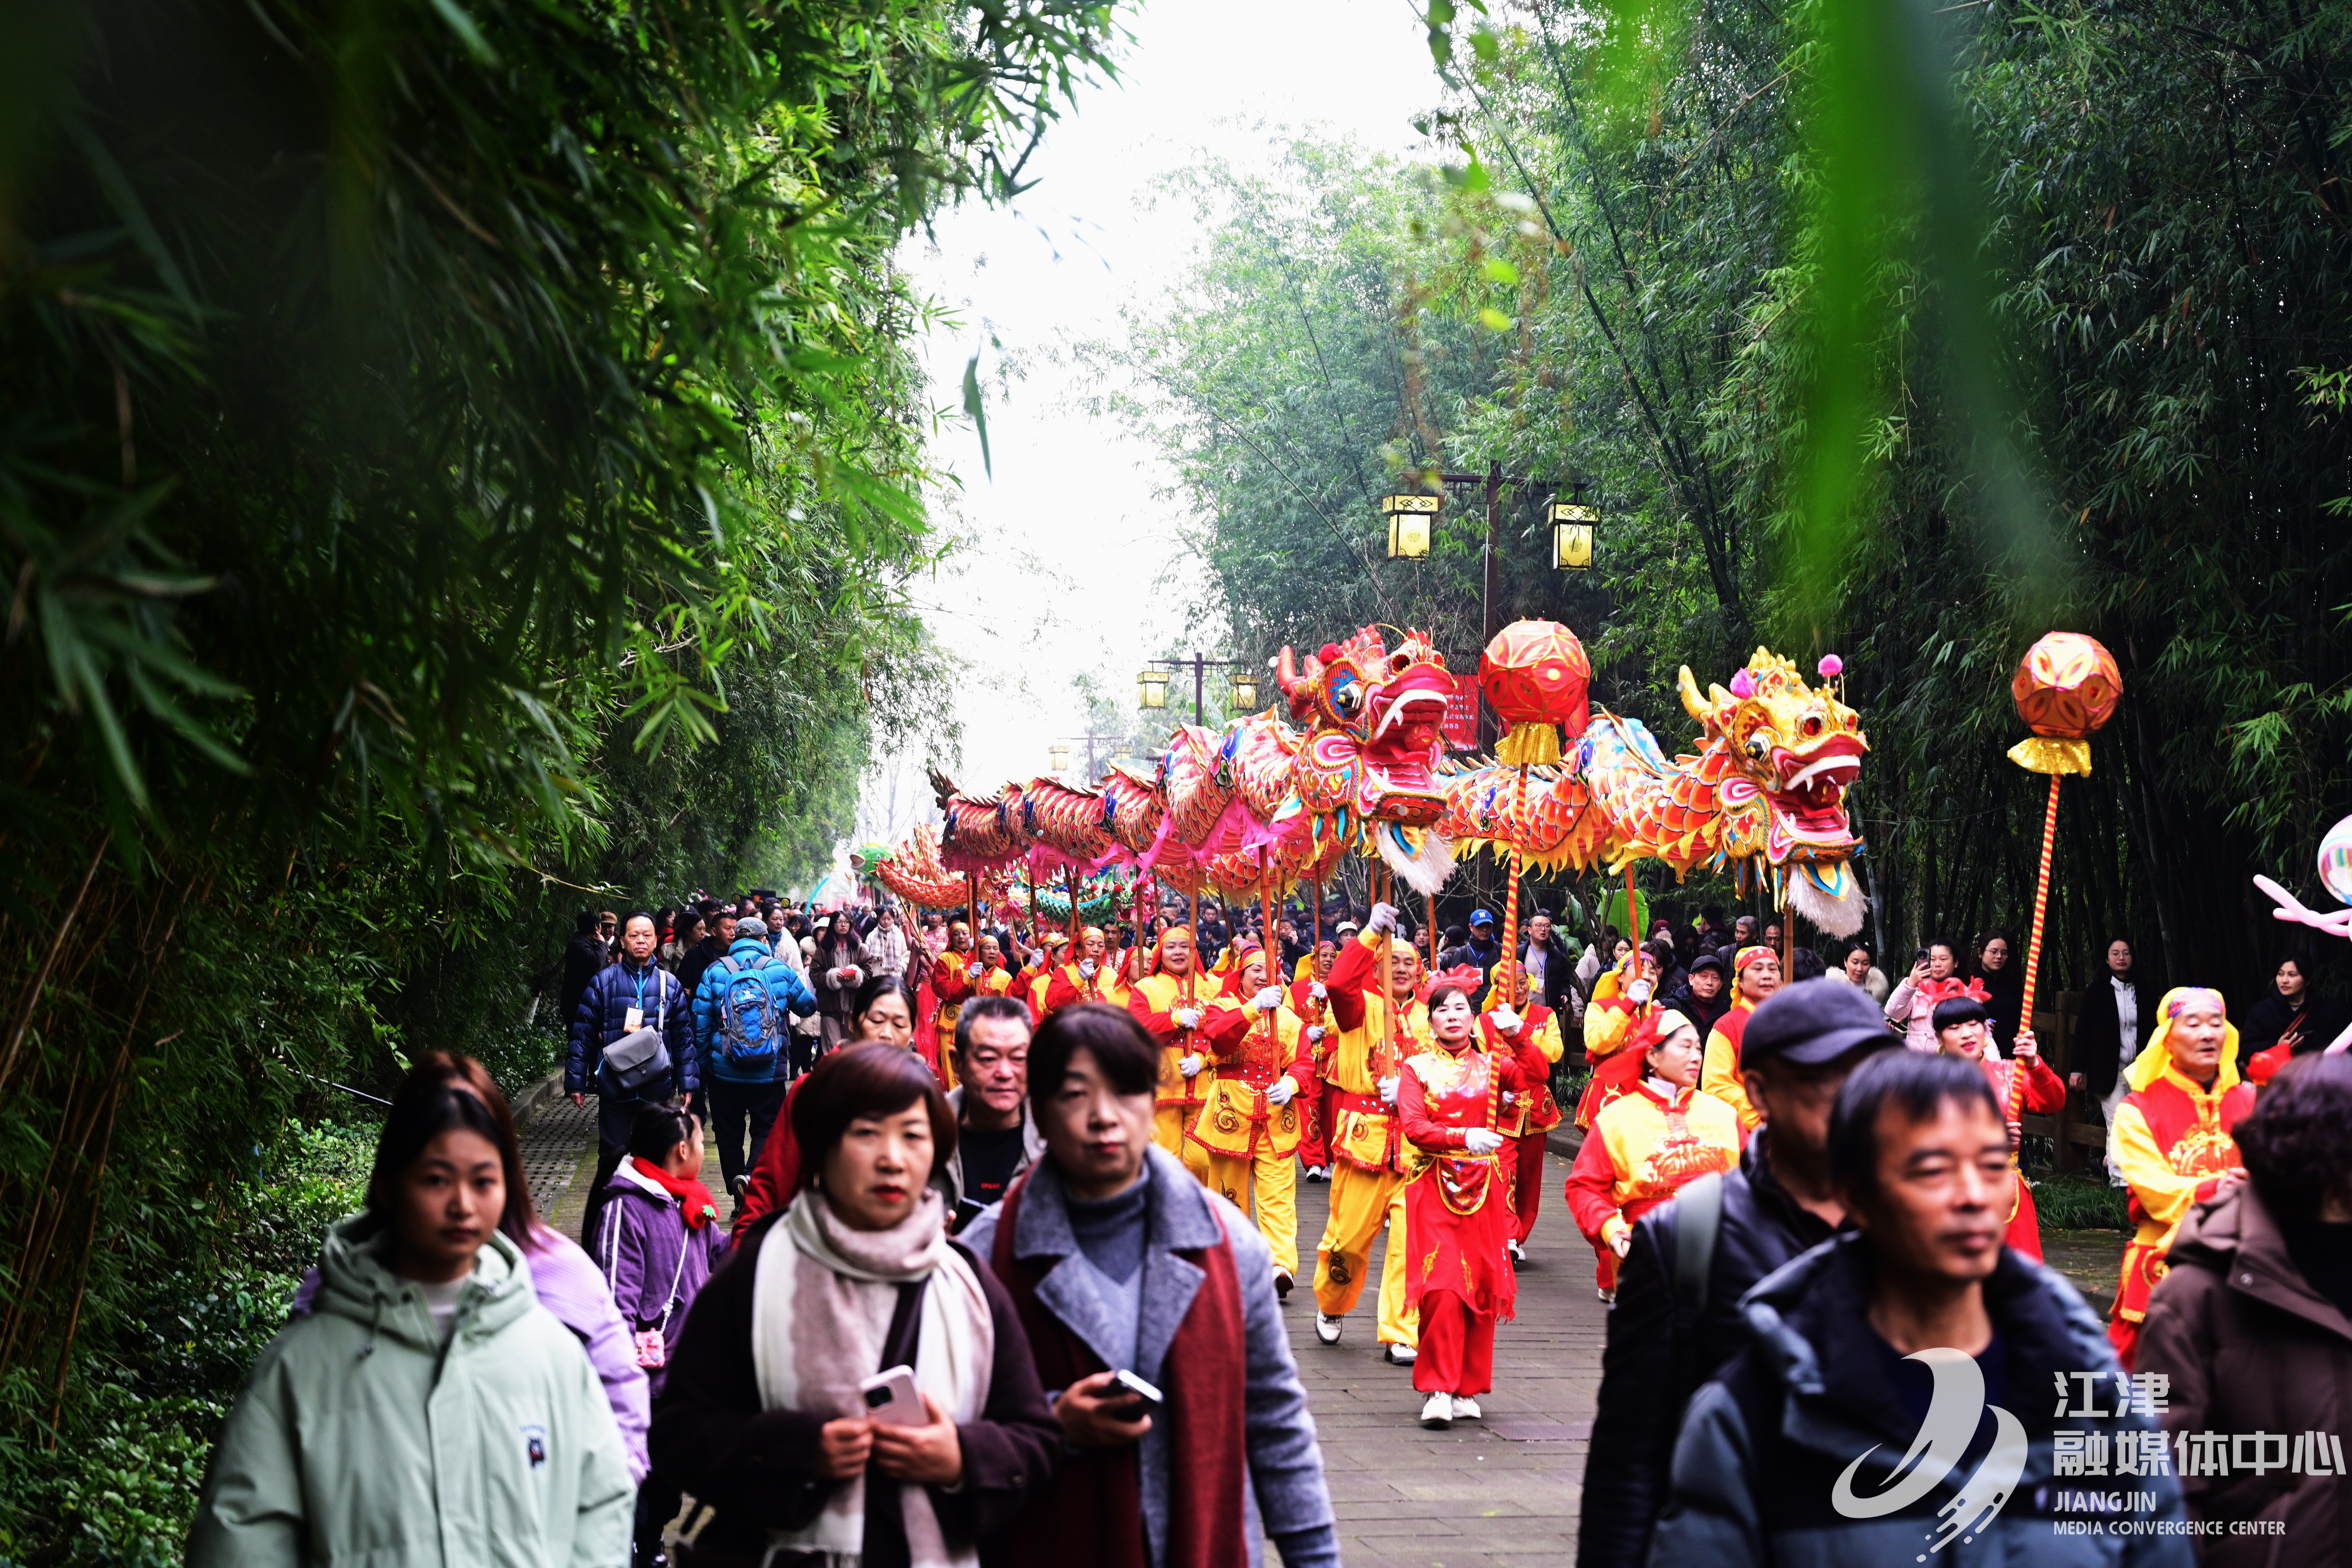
[693,937,818,1085]
[567,958,697,1102]
[1653,1234,2193,1568]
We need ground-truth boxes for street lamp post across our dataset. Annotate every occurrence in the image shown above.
[1141,652,1247,727]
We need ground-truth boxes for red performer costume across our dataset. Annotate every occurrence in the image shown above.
[1128,925,1242,1185]
[1039,925,1132,1018]
[1290,945,1339,1174]
[2107,987,2253,1370]
[1483,961,1563,1252]
[1395,975,1552,1420]
[1577,949,1664,1128]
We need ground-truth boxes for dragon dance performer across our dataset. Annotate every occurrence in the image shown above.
[1697,945,1783,1130]
[913,921,975,1087]
[1484,959,1563,1264]
[926,929,1016,1090]
[1125,925,1233,1183]
[1929,989,2065,1260]
[1312,903,1428,1362]
[1292,940,1338,1180]
[1565,1008,1743,1301]
[1395,977,1555,1429]
[1577,943,1669,1129]
[2108,987,2253,1370]
[1039,925,1133,1017]
[1187,942,1316,1293]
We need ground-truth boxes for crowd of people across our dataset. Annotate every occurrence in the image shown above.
[185,885,2352,1567]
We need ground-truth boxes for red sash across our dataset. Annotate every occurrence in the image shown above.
[989,1171,1251,1568]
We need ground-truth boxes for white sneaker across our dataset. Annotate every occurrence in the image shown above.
[1505,1239,1526,1264]
[1598,1287,1617,1305]
[1420,1392,1453,1429]
[1382,1342,1418,1366]
[1452,1396,1481,1420]
[1315,1312,1344,1345]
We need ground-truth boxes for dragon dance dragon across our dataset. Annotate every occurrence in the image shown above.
[863,627,1868,936]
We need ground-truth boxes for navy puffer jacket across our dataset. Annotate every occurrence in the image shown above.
[567,958,697,1103]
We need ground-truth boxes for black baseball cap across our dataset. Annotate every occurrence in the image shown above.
[1741,978,1897,1068]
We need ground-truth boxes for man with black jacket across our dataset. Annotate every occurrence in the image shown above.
[1575,979,1893,1568]
[1661,950,1732,1042]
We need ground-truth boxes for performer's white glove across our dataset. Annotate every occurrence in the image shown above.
[1251,986,1284,1013]
[1173,1006,1202,1030]
[1463,1128,1505,1156]
[1310,981,1328,1000]
[1489,1006,1524,1036]
[1306,1025,1326,1044]
[1266,1077,1298,1106]
[1179,1052,1206,1079]
[1367,902,1399,936]
[1079,959,1097,978]
[1378,1075,1399,1106]
[1501,1089,1518,1110]
[1627,979,1653,1003]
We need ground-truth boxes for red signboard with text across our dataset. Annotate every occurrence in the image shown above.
[1443,672,1484,753]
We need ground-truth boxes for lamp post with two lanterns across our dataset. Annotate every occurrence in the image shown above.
[1136,654,1257,728]
[1382,465,1600,745]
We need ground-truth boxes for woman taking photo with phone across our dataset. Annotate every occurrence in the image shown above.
[651,1043,1060,1567]
[191,1060,633,1565]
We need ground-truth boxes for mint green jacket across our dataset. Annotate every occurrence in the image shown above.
[190,1215,634,1567]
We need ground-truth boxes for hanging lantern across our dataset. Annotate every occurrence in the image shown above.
[1137,669,1170,710]
[1230,674,1259,711]
[1550,495,1598,571]
[1382,492,1438,560]
[1048,744,1072,773]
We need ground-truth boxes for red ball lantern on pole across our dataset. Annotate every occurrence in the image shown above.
[1478,620,1592,1004]
[2006,631,2122,1120]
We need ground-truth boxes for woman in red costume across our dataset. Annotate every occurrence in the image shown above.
[1483,959,1563,1264]
[1564,1008,1743,1302]
[1929,990,2065,1259]
[1395,977,1554,1430]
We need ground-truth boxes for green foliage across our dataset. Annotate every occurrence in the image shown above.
[0,0,1124,1554]
[1113,0,2352,1007]
[2032,1170,2130,1232]
[0,1118,375,1566]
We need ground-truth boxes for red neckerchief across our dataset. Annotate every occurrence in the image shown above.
[628,1155,720,1230]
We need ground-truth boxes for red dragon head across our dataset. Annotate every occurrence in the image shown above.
[1677,650,1868,859]
[1275,627,1452,826]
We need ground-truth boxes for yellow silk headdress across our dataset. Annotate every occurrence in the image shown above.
[2125,986,2240,1093]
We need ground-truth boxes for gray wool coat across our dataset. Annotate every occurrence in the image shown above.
[960,1145,1335,1567]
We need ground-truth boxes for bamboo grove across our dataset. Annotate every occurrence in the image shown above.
[0,0,1117,1551]
[1096,0,2352,1003]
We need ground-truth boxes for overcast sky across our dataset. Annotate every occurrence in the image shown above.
[859,0,1445,845]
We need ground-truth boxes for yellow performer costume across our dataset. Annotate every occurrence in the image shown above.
[1312,924,1427,1350]
[1187,948,1316,1279]
[1126,926,1228,1184]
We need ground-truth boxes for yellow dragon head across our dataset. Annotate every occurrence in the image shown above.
[1677,648,1868,860]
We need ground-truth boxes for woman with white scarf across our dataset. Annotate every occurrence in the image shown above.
[651,1043,1060,1567]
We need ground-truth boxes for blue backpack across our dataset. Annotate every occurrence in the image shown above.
[714,956,781,1072]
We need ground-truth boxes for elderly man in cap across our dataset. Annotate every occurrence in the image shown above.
[1576,979,1895,1568]
[1698,942,1783,1129]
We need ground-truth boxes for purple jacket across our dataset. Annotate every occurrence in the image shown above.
[291,1220,651,1481]
[589,1160,726,1396]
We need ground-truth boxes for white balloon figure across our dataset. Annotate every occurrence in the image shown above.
[2252,813,2352,1053]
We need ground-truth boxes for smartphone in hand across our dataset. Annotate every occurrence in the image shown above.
[858,1365,925,1427]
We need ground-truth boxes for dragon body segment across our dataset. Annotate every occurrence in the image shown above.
[880,640,1867,936]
